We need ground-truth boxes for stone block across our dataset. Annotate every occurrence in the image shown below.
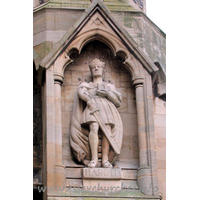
[54,10,82,31]
[46,11,55,30]
[66,179,82,188]
[83,179,122,192]
[156,147,166,161]
[157,159,166,169]
[33,9,46,35]
[121,180,139,189]
[63,87,77,111]
[46,30,66,43]
[63,71,72,86]
[119,72,132,88]
[155,105,166,115]
[124,13,134,28]
[155,126,166,139]
[120,113,138,136]
[120,135,134,159]
[127,88,136,114]
[33,31,46,47]
[82,168,122,191]
[82,71,92,82]
[61,111,72,131]
[115,159,139,169]
[158,181,166,199]
[122,169,137,180]
[133,18,143,34]
[71,71,83,86]
[154,115,166,127]
[34,41,53,58]
[117,88,128,113]
[67,58,88,71]
[63,159,85,168]
[158,169,166,182]
[156,138,166,149]
[155,97,166,115]
[83,168,122,179]
[104,72,120,88]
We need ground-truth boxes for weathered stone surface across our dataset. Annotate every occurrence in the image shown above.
[156,138,166,149]
[121,180,139,189]
[156,148,166,161]
[34,41,53,59]
[154,115,166,127]
[115,159,139,169]
[155,126,166,139]
[154,97,166,115]
[122,169,137,180]
[66,168,82,179]
[33,9,46,35]
[83,179,122,191]
[157,159,166,169]
[66,179,83,188]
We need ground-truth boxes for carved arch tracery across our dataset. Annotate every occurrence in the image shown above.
[52,20,143,83]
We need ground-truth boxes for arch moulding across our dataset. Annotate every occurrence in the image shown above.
[52,23,142,83]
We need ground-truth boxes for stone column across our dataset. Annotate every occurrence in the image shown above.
[53,74,65,188]
[133,75,152,195]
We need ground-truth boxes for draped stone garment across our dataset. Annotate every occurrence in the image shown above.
[70,81,123,165]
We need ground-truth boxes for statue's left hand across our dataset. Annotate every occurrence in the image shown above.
[96,89,108,97]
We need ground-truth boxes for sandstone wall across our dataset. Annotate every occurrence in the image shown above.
[154,97,166,200]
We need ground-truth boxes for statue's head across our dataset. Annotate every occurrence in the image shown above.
[89,58,105,77]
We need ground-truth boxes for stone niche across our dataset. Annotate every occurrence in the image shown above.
[62,41,139,190]
[62,41,138,167]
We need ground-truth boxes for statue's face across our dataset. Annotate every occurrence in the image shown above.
[90,64,104,77]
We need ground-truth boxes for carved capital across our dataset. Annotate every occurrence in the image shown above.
[132,75,144,87]
[54,73,64,85]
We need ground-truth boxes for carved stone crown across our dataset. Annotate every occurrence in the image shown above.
[89,58,105,69]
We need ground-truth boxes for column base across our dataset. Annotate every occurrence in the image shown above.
[137,166,154,195]
[54,164,66,188]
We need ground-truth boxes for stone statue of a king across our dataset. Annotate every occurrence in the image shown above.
[70,58,123,168]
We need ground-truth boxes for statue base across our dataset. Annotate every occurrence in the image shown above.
[82,168,122,192]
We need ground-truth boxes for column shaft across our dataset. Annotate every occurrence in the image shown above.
[54,82,62,165]
[54,81,65,188]
[135,85,148,167]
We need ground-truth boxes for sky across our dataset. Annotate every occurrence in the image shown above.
[146,0,167,33]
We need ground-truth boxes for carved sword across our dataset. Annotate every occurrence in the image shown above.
[90,107,120,156]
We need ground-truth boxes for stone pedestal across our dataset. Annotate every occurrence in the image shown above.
[83,168,122,191]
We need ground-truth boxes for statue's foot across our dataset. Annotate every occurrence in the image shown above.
[102,160,113,168]
[88,160,98,168]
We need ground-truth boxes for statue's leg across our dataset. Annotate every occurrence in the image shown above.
[88,122,99,168]
[102,125,113,168]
